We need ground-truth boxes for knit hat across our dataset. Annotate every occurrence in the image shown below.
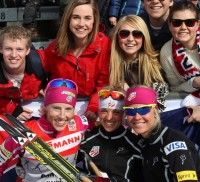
[125,86,157,106]
[44,79,78,107]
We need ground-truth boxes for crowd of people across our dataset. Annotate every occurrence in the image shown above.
[0,0,200,181]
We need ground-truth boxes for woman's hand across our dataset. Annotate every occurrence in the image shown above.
[192,77,200,88]
[85,111,98,122]
[187,105,200,123]
[109,17,117,26]
[17,107,33,121]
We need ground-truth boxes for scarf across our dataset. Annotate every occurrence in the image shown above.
[172,28,200,98]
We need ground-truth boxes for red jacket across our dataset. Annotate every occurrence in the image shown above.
[38,32,111,113]
[0,60,44,117]
[0,115,88,181]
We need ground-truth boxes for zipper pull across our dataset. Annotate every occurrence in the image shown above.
[76,58,79,70]
[76,64,79,70]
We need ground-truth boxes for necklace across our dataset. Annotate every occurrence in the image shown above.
[2,66,24,88]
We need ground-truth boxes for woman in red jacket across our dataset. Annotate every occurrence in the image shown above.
[38,0,111,125]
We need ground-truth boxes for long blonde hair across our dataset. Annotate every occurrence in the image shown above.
[109,15,165,88]
[56,0,100,56]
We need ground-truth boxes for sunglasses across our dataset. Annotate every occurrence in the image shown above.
[98,89,125,100]
[171,19,198,27]
[46,78,78,92]
[118,30,143,39]
[123,105,156,116]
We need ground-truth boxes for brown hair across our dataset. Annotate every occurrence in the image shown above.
[56,0,100,56]
[168,0,199,22]
[0,25,32,49]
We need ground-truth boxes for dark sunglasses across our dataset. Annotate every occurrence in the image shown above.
[171,19,198,27]
[98,89,125,100]
[124,105,155,116]
[118,29,143,39]
[46,78,78,92]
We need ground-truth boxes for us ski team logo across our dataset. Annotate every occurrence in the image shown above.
[89,146,100,157]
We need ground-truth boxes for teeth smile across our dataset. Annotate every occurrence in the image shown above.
[77,29,85,32]
[133,122,145,126]
[56,121,66,126]
[151,6,161,10]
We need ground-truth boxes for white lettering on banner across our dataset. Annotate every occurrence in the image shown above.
[164,141,187,155]
[47,131,84,153]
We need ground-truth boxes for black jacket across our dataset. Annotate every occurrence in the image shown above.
[140,12,172,51]
[138,124,200,182]
[77,126,142,182]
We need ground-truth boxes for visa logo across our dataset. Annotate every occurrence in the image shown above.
[164,141,187,155]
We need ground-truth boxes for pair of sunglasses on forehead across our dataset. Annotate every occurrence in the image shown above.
[47,79,154,116]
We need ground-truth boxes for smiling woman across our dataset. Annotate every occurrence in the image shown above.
[124,85,200,182]
[160,1,200,106]
[109,15,168,111]
[77,86,143,182]
[38,0,111,126]
[0,78,89,182]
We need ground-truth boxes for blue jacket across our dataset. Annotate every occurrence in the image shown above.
[109,0,143,18]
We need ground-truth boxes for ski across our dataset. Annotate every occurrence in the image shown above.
[0,117,75,182]
[5,114,81,178]
[0,116,91,182]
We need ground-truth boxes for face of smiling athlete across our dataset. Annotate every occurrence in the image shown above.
[45,103,74,132]
[99,108,124,132]
[126,104,158,138]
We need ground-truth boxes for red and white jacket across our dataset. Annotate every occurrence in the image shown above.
[0,115,88,182]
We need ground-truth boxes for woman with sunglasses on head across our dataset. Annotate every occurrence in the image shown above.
[124,85,200,182]
[38,0,110,125]
[160,1,200,107]
[109,15,168,111]
[76,86,143,182]
[0,78,89,182]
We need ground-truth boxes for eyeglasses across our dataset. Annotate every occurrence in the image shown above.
[98,89,125,100]
[171,19,198,27]
[46,78,78,92]
[123,105,156,116]
[118,30,143,39]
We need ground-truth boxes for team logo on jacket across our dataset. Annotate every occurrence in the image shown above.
[164,141,187,155]
[89,146,100,157]
[68,119,77,131]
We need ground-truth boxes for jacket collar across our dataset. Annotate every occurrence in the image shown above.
[99,125,127,140]
[138,124,168,147]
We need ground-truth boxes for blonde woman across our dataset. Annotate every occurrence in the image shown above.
[124,86,200,182]
[109,15,168,110]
